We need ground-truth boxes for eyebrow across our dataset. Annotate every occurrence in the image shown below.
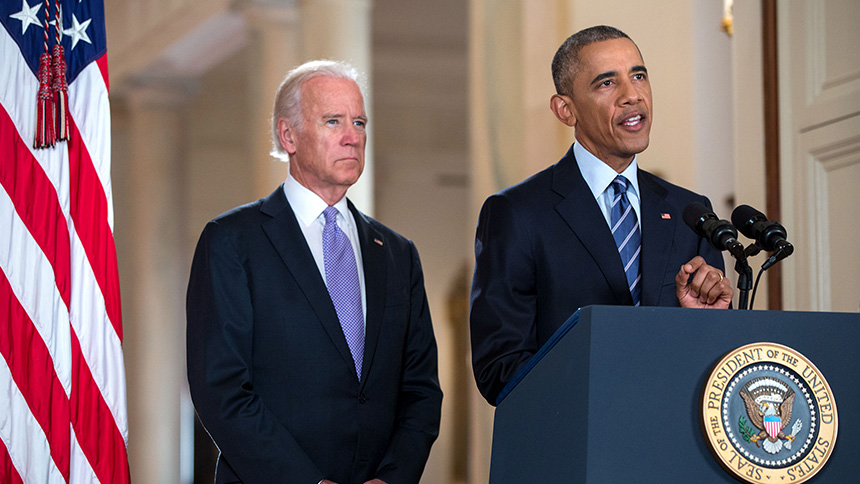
[589,65,648,86]
[322,113,368,121]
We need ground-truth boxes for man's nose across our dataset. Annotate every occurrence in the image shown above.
[342,124,362,145]
[618,80,642,105]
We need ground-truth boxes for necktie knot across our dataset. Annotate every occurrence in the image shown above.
[323,206,339,225]
[612,175,630,196]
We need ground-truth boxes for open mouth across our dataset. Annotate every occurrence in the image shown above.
[620,114,643,128]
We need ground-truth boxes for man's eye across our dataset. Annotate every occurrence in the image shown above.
[326,119,338,125]
[354,121,366,128]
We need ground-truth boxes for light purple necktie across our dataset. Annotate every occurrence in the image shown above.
[322,206,364,380]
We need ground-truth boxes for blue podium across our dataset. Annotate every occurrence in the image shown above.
[489,306,859,483]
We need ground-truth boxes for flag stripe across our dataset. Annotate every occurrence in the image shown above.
[67,226,128,440]
[0,270,71,481]
[65,47,131,484]
[68,59,113,229]
[69,427,100,484]
[70,331,130,484]
[0,436,25,484]
[0,104,72,309]
[95,55,109,93]
[0,355,66,484]
[0,127,73,395]
[67,117,122,340]
[0,30,73,232]
[66,113,130,443]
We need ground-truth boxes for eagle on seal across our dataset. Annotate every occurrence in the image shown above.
[739,377,799,454]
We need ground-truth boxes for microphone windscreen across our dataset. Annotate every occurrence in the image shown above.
[731,204,764,238]
[682,202,711,232]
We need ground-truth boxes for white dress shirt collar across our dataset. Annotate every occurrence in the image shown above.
[573,142,640,200]
[284,174,350,226]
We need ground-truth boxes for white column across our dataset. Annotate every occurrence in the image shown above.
[468,1,568,481]
[114,80,196,484]
[300,0,374,214]
[243,3,302,198]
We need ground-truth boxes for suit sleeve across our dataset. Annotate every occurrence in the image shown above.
[375,241,443,484]
[186,221,323,484]
[469,194,539,406]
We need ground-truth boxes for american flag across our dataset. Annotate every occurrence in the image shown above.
[0,1,130,483]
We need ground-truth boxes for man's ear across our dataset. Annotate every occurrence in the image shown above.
[277,118,298,155]
[550,94,576,127]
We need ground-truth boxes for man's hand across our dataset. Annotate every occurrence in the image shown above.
[675,256,733,309]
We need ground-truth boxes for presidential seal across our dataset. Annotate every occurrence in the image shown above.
[702,342,838,483]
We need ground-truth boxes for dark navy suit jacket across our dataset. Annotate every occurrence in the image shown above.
[187,185,442,484]
[470,146,725,405]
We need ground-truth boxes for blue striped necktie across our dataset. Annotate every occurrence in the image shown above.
[610,175,642,306]
[322,206,365,380]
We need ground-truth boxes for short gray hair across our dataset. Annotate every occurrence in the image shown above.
[270,60,366,162]
[551,26,635,96]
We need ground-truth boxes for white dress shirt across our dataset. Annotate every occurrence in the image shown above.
[283,174,367,325]
[573,142,641,228]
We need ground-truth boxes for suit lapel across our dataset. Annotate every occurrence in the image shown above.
[552,148,633,305]
[349,201,385,387]
[259,186,357,375]
[638,171,676,306]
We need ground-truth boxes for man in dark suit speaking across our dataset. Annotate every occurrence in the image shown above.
[187,60,442,484]
[470,26,733,406]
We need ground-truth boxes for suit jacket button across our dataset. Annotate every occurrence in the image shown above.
[359,394,367,404]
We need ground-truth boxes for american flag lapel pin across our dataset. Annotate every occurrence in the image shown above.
[374,238,384,246]
[661,213,672,220]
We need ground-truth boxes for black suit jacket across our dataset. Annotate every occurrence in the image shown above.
[187,185,442,484]
[470,146,725,405]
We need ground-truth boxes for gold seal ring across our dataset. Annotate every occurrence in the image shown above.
[718,272,724,282]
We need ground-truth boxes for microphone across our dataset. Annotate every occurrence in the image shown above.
[682,202,745,259]
[731,204,794,269]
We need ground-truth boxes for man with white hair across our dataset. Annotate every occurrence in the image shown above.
[187,60,442,484]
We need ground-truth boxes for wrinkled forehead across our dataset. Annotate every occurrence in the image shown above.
[301,77,366,112]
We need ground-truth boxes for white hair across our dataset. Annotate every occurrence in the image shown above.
[270,60,366,162]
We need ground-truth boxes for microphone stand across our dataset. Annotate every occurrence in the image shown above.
[732,245,761,310]
[762,242,794,271]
